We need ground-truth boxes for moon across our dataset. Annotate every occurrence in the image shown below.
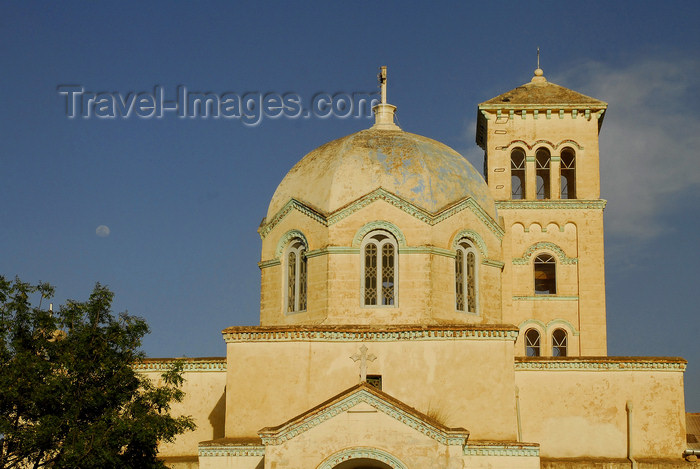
[96,225,110,237]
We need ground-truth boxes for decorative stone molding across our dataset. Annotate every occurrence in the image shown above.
[259,245,503,268]
[512,295,579,301]
[514,357,687,372]
[134,358,226,372]
[259,188,504,241]
[464,442,540,457]
[305,246,360,258]
[482,258,505,269]
[512,241,577,265]
[222,325,519,343]
[495,199,606,210]
[352,220,406,247]
[260,198,326,238]
[258,258,281,269]
[258,386,470,447]
[274,229,309,258]
[399,246,454,257]
[198,445,265,457]
[452,229,488,257]
[318,447,408,469]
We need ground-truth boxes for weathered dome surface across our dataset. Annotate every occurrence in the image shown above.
[266,128,497,221]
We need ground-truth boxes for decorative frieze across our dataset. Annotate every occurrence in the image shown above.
[223,325,519,343]
[464,443,540,457]
[496,199,606,210]
[514,357,687,372]
[134,358,226,372]
[198,445,265,457]
[513,295,579,301]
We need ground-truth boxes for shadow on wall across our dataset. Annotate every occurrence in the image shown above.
[209,388,226,439]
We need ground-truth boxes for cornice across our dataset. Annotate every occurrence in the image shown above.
[134,358,226,372]
[258,386,469,447]
[259,188,504,241]
[479,103,607,112]
[222,325,519,343]
[514,357,687,372]
[464,441,540,457]
[495,200,606,210]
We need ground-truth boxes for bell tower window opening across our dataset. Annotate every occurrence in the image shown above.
[455,239,478,313]
[560,148,576,199]
[285,239,307,313]
[535,148,551,199]
[552,329,568,357]
[362,231,397,306]
[534,253,556,295]
[510,148,526,199]
[525,329,541,356]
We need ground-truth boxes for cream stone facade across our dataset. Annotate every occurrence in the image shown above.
[141,68,695,468]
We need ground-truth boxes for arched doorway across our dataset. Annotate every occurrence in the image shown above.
[317,447,407,469]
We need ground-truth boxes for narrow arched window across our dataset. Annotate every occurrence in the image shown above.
[285,238,307,313]
[534,253,556,295]
[511,148,526,199]
[560,148,576,199]
[552,329,568,356]
[362,231,397,306]
[525,329,541,357]
[455,239,478,313]
[535,148,551,199]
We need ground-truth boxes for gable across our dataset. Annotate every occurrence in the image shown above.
[258,384,469,447]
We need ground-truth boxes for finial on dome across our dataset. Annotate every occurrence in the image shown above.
[531,47,547,83]
[372,65,401,130]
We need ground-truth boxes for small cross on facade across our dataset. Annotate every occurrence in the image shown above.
[350,344,377,383]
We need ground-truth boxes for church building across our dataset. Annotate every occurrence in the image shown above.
[139,66,692,468]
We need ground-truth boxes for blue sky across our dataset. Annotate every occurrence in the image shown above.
[1,2,699,410]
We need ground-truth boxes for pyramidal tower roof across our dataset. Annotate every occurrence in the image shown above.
[478,67,607,109]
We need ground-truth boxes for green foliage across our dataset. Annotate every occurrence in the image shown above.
[0,277,195,469]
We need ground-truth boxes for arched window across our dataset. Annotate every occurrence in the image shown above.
[455,239,478,313]
[525,329,541,357]
[552,329,568,356]
[560,148,576,199]
[535,148,551,199]
[285,238,307,313]
[510,148,526,199]
[534,253,556,295]
[362,231,397,306]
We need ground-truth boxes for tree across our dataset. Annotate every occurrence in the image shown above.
[0,276,195,469]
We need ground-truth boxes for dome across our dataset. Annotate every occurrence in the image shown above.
[266,128,497,221]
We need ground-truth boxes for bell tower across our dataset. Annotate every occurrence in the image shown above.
[477,66,608,357]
